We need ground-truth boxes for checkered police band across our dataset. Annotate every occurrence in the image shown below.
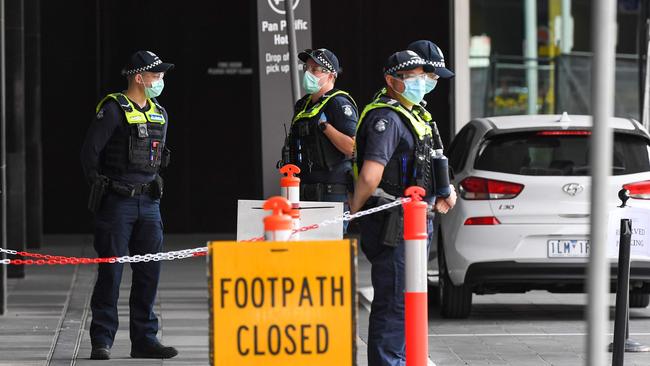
[123,59,163,76]
[384,58,428,75]
[427,60,446,68]
[314,49,335,73]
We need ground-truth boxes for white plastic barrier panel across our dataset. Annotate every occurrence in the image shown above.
[237,200,343,241]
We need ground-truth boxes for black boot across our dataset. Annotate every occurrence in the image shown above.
[130,342,178,359]
[90,345,111,360]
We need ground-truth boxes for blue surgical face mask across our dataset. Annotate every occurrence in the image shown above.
[144,78,164,98]
[424,77,438,94]
[302,70,323,94]
[400,77,427,105]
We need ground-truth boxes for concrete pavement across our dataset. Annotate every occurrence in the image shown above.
[3,235,650,365]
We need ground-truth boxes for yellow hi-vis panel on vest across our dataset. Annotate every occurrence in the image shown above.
[96,93,166,125]
[292,90,356,124]
[208,240,357,366]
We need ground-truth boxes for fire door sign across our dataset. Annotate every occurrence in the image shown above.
[209,240,357,366]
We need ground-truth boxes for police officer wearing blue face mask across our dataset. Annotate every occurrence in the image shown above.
[350,50,453,366]
[281,48,358,203]
[81,50,178,360]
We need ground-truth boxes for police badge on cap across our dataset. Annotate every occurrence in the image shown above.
[122,51,175,76]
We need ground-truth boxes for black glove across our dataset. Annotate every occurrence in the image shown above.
[346,218,361,235]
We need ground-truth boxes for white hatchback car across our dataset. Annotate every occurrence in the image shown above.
[433,114,650,318]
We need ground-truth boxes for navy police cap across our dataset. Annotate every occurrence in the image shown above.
[383,50,434,75]
[298,48,341,74]
[122,50,174,76]
[407,40,454,78]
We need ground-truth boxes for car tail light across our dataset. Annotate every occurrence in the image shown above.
[537,130,591,136]
[464,216,501,225]
[623,180,650,199]
[459,177,524,200]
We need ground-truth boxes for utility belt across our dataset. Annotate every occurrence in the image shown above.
[300,183,347,201]
[88,175,164,213]
[109,180,153,197]
[373,187,436,218]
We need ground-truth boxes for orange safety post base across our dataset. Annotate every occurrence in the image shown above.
[405,292,428,366]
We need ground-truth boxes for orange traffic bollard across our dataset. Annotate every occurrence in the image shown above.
[279,164,301,240]
[403,186,429,366]
[262,196,293,242]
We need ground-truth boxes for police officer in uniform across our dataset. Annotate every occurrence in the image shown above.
[81,50,178,360]
[281,48,358,203]
[408,39,456,147]
[371,40,454,159]
[350,51,455,366]
[368,40,458,252]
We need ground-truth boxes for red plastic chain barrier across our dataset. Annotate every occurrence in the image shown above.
[6,256,120,265]
[1,194,403,264]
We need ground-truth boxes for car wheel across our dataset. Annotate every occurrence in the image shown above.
[427,282,440,307]
[629,293,650,308]
[438,241,472,319]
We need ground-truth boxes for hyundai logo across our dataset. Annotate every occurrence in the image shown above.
[562,183,584,196]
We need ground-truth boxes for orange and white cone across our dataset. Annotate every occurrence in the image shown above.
[279,164,301,241]
[263,196,293,242]
[403,186,429,366]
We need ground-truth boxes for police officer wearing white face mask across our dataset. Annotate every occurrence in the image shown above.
[281,48,358,203]
[81,50,177,360]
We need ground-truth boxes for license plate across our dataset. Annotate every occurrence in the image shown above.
[547,240,590,258]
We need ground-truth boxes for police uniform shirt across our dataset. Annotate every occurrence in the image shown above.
[300,92,358,185]
[356,107,414,171]
[81,97,169,184]
[324,94,358,137]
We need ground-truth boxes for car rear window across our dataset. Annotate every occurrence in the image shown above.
[474,131,650,176]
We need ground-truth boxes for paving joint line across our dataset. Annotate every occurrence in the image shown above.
[45,259,80,365]
[47,238,96,366]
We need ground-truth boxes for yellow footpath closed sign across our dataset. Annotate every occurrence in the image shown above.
[208,240,357,366]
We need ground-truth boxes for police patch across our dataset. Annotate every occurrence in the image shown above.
[96,109,104,120]
[342,104,353,117]
[374,119,387,133]
[149,113,164,121]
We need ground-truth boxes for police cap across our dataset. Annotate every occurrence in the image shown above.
[383,50,434,75]
[122,50,175,76]
[298,48,341,74]
[407,40,454,78]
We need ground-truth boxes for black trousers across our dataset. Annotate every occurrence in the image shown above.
[89,193,163,348]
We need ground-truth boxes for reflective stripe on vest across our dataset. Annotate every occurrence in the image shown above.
[353,96,432,178]
[96,93,166,125]
[292,90,357,124]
